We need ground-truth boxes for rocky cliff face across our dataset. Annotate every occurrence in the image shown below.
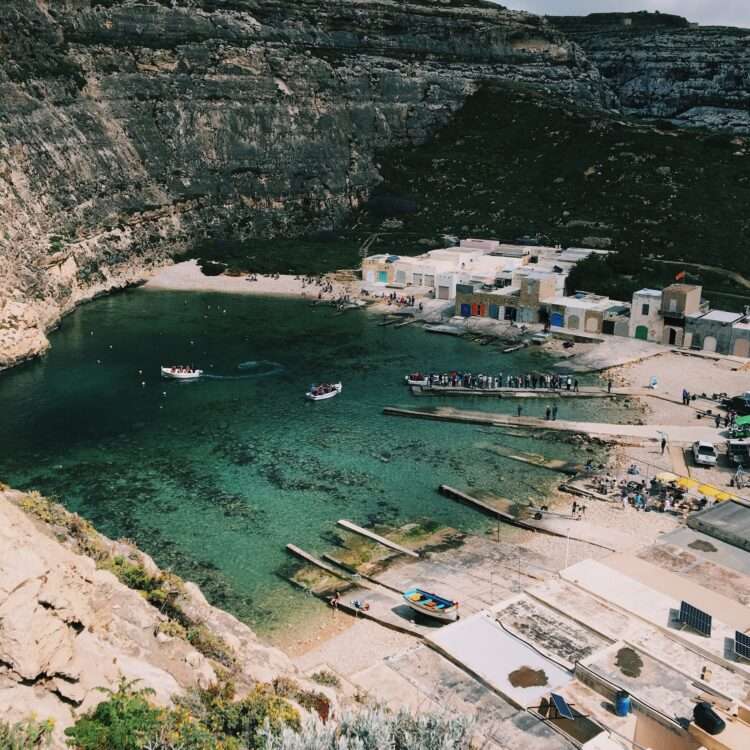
[551,13,750,131]
[0,488,300,747]
[0,0,609,368]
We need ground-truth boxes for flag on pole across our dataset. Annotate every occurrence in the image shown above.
[675,270,687,281]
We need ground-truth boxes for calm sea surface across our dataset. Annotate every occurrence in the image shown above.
[0,289,625,639]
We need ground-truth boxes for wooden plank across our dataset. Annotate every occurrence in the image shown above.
[336,519,419,558]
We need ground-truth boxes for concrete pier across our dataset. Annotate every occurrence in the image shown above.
[337,520,420,558]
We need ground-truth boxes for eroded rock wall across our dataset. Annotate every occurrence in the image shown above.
[551,13,750,131]
[0,0,609,367]
[0,488,296,747]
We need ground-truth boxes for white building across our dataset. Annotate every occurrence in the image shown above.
[629,289,664,342]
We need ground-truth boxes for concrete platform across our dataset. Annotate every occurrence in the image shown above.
[560,559,750,676]
[661,527,750,577]
[428,611,573,708]
[688,501,750,553]
[637,541,750,607]
[528,579,750,705]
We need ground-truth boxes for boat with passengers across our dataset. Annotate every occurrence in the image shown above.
[161,365,203,380]
[305,382,342,401]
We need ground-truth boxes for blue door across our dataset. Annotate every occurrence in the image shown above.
[460,304,471,318]
[378,271,388,283]
[489,304,499,320]
[551,312,564,328]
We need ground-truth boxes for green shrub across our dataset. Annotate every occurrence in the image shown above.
[197,683,300,749]
[186,625,236,668]
[99,556,161,593]
[271,677,301,699]
[64,679,162,750]
[0,718,53,749]
[309,671,340,689]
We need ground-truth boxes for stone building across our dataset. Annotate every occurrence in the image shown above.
[685,310,743,354]
[659,283,705,346]
[629,289,664,342]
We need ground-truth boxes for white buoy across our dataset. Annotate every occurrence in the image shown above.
[141,382,146,387]
[97,359,102,364]
[162,391,167,397]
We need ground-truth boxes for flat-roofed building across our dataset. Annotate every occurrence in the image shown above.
[731,318,750,358]
[660,283,705,346]
[629,289,664,342]
[685,310,743,354]
[544,292,617,334]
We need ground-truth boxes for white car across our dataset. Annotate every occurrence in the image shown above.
[693,441,718,467]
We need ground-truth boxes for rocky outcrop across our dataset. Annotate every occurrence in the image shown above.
[0,488,295,747]
[551,12,750,131]
[0,0,610,368]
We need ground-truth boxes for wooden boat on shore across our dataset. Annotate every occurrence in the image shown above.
[403,587,459,622]
[404,373,429,387]
[306,382,342,401]
[161,366,203,380]
[502,342,527,354]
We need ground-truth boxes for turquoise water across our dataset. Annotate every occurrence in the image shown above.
[0,290,623,638]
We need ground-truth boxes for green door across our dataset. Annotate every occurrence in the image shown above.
[635,325,648,341]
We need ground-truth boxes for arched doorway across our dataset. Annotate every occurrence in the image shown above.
[668,328,678,345]
[734,338,750,358]
[585,316,599,333]
[703,336,717,353]
[635,325,648,341]
[567,315,580,330]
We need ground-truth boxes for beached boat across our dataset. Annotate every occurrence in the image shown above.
[161,366,203,380]
[402,587,459,622]
[502,342,527,354]
[305,382,342,401]
[405,373,430,387]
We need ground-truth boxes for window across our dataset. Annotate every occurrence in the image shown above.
[641,304,650,316]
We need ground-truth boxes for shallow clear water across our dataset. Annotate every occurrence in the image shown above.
[0,290,624,638]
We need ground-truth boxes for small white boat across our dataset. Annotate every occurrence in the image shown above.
[161,366,203,380]
[403,587,459,622]
[405,373,429,387]
[305,382,342,401]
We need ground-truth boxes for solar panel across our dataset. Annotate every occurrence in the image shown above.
[735,631,750,660]
[550,693,575,720]
[679,601,712,637]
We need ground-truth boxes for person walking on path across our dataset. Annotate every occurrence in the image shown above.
[715,414,722,429]
[574,379,579,393]
[552,405,558,421]
[661,435,667,455]
[607,379,613,394]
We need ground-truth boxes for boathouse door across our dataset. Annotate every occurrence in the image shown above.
[635,325,648,340]
[550,312,564,328]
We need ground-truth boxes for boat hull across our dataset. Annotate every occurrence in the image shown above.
[405,376,429,387]
[161,367,203,380]
[402,588,458,622]
[305,382,342,401]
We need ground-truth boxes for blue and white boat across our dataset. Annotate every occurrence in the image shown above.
[403,587,459,622]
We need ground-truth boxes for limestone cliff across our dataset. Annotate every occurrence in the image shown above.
[0,488,298,747]
[0,0,608,368]
[551,12,750,131]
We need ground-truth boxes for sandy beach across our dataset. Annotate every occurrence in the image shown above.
[145,259,356,298]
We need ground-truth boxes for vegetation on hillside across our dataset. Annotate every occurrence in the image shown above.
[55,679,471,750]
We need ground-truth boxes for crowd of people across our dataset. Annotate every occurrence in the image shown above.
[411,371,580,391]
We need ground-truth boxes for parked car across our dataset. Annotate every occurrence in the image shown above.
[693,441,718,467]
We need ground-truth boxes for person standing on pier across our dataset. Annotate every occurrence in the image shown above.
[661,435,667,455]
[608,379,613,394]
[517,404,523,418]
[545,406,552,421]
[552,405,558,421]
[574,379,579,393]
